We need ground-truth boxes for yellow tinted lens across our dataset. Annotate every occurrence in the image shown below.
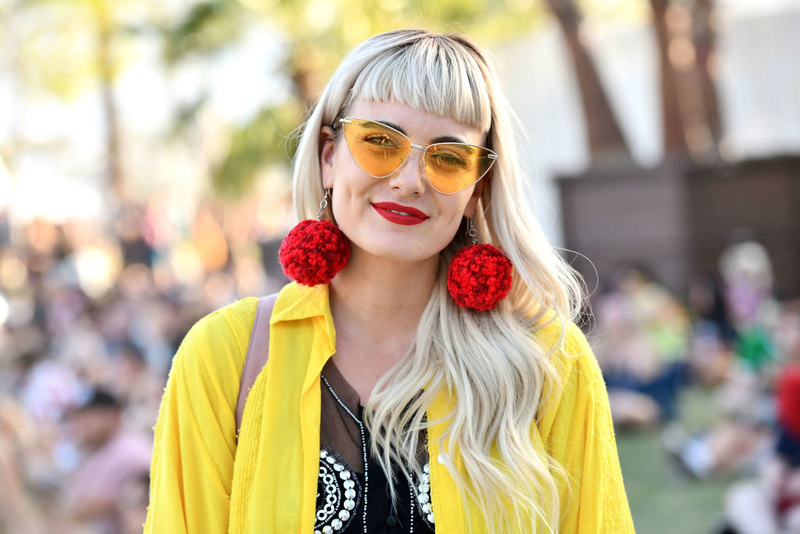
[425,144,495,193]
[342,120,410,177]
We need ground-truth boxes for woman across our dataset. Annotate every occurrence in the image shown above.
[145,29,634,533]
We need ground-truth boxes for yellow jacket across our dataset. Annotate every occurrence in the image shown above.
[145,282,634,533]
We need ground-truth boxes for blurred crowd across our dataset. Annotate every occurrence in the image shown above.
[1,194,799,533]
[593,235,800,534]
[0,196,289,534]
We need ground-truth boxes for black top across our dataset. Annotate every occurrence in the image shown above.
[317,360,435,534]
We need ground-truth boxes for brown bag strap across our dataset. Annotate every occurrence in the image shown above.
[236,293,278,441]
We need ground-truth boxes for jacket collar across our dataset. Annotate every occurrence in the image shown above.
[271,282,337,354]
[271,282,329,320]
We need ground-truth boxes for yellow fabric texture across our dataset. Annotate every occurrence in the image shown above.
[145,282,635,533]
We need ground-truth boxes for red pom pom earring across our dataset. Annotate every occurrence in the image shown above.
[447,218,513,311]
[279,189,350,287]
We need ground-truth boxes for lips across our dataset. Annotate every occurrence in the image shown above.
[371,202,429,226]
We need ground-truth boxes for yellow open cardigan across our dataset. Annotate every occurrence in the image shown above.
[145,282,635,533]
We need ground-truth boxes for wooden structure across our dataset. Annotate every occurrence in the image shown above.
[558,155,800,299]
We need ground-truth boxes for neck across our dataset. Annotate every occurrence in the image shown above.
[329,250,439,347]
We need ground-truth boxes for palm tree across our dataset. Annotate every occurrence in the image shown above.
[692,0,722,148]
[649,0,721,160]
[9,0,144,200]
[161,0,549,198]
[650,0,688,154]
[543,0,630,161]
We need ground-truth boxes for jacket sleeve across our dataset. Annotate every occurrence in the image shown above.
[144,301,253,533]
[539,323,636,533]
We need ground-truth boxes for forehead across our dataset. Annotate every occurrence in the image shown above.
[346,36,492,132]
[346,99,485,146]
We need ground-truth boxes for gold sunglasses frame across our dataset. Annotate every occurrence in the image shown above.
[336,117,498,195]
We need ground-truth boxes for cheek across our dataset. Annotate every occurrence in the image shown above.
[328,183,363,231]
[436,201,470,244]
[329,193,345,224]
[442,194,474,224]
[441,212,463,236]
[327,150,366,194]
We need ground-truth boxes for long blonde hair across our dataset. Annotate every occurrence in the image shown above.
[291,30,584,532]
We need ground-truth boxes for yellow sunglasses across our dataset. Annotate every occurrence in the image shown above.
[336,117,498,194]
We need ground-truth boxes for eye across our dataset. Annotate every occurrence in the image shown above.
[362,133,397,148]
[429,149,469,169]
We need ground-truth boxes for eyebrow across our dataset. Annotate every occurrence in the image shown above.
[374,120,466,145]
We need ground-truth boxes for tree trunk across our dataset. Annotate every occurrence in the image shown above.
[693,0,722,144]
[290,61,319,109]
[544,0,629,161]
[95,2,124,200]
[650,0,689,155]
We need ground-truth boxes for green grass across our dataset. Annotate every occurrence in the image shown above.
[616,388,740,534]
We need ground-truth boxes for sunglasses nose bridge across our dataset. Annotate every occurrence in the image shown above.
[409,143,429,167]
[390,142,429,192]
[397,142,427,170]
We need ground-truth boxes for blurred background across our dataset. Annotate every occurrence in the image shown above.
[1,0,799,532]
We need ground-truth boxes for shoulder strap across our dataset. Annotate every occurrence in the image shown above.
[236,293,278,439]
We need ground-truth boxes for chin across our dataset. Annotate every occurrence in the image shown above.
[352,240,440,265]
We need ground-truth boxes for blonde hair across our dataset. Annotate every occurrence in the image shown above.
[291,30,584,532]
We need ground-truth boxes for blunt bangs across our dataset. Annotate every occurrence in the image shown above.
[347,36,492,133]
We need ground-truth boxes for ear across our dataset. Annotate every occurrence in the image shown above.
[319,126,336,189]
[462,178,487,219]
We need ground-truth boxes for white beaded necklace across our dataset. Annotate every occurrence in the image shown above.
[321,374,425,533]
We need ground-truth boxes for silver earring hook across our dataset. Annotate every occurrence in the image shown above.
[467,217,478,245]
[317,189,330,220]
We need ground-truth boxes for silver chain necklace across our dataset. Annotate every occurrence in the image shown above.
[321,374,419,533]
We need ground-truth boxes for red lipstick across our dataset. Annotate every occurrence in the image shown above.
[372,202,429,226]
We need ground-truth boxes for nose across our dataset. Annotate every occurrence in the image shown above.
[388,144,427,196]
